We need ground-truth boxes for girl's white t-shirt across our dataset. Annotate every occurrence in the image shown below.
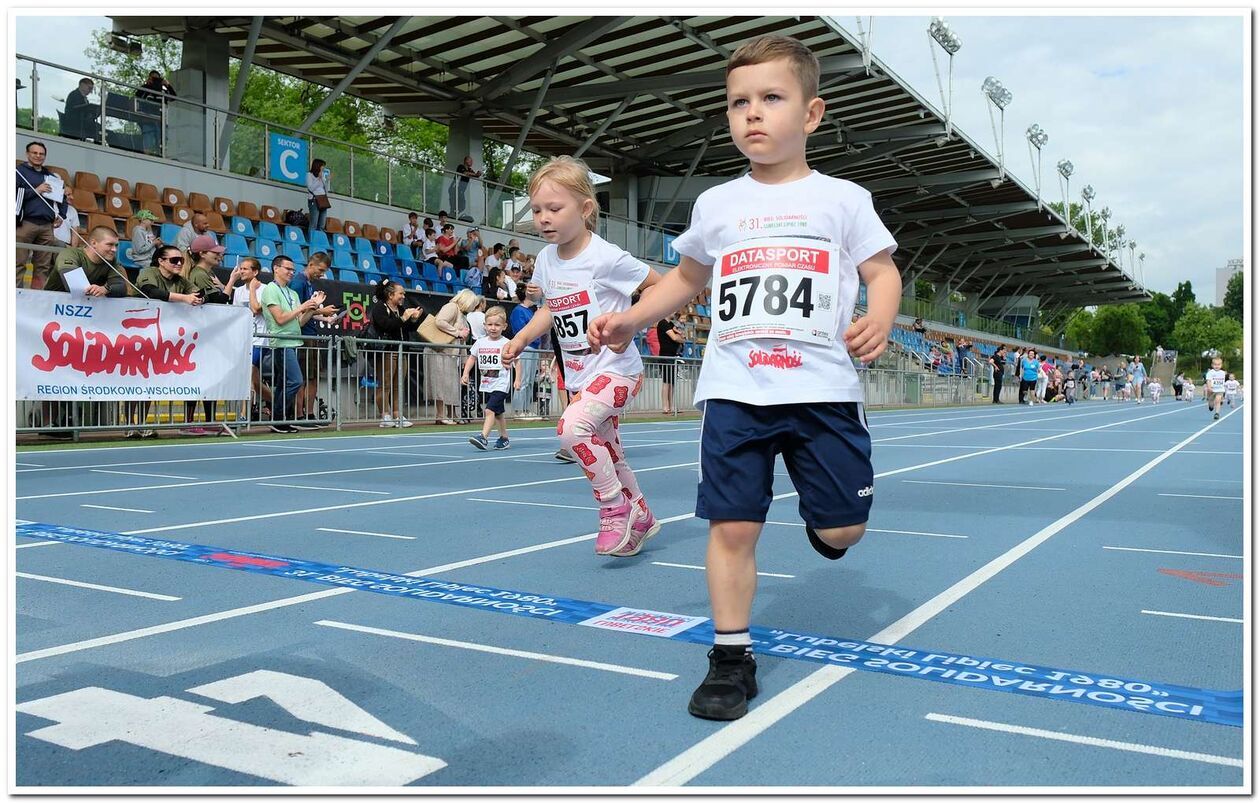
[532,233,649,392]
[470,336,512,394]
[671,171,896,406]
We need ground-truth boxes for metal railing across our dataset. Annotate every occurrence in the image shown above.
[15,54,680,266]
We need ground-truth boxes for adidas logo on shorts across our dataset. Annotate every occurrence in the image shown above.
[856,485,874,498]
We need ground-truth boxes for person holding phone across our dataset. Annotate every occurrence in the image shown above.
[307,159,330,236]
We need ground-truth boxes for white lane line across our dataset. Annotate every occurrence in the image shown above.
[1158,493,1243,500]
[651,561,795,579]
[316,527,416,541]
[80,504,153,514]
[513,458,570,464]
[259,482,391,495]
[902,479,1066,491]
[16,541,62,549]
[16,572,181,601]
[91,469,199,480]
[18,407,1193,664]
[923,713,1243,769]
[467,498,598,511]
[16,462,43,467]
[1141,610,1243,624]
[315,620,678,680]
[764,521,968,539]
[242,442,328,451]
[633,404,1233,787]
[1104,546,1242,560]
[872,404,1145,445]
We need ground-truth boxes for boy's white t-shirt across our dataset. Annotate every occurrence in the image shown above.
[1205,368,1227,394]
[232,283,268,347]
[670,171,896,406]
[1225,378,1240,394]
[470,336,512,394]
[532,232,648,392]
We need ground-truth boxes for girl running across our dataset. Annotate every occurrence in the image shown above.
[503,156,662,557]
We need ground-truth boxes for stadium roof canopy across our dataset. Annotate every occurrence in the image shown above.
[111,14,1148,307]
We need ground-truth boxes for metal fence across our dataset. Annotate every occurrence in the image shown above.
[16,331,1012,441]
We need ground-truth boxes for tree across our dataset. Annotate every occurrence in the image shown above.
[1065,308,1095,351]
[1138,291,1176,349]
[1172,303,1243,367]
[1171,280,1196,320]
[1222,271,1244,324]
[1088,304,1150,356]
[85,30,183,89]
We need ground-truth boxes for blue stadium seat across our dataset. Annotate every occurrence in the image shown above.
[412,279,428,292]
[374,241,391,259]
[118,243,137,269]
[395,243,415,261]
[283,226,308,247]
[331,232,351,252]
[355,237,375,257]
[331,250,354,270]
[309,230,331,254]
[364,272,385,286]
[377,252,398,276]
[257,221,281,243]
[336,268,360,283]
[254,240,278,261]
[439,267,456,284]
[223,233,250,256]
[421,262,441,282]
[230,216,255,239]
[220,253,242,269]
[357,254,378,274]
[160,223,182,245]
[282,242,306,264]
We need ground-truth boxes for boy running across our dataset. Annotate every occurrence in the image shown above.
[462,306,519,450]
[1224,373,1239,407]
[1204,357,1227,420]
[589,34,900,720]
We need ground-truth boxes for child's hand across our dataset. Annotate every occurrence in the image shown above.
[501,339,522,368]
[844,314,892,364]
[588,312,635,353]
[460,375,469,386]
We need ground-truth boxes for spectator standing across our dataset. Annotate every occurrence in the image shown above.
[62,77,99,141]
[368,279,424,427]
[176,212,215,254]
[129,209,161,268]
[44,226,126,297]
[1034,353,1051,404]
[657,316,685,414]
[424,288,477,425]
[510,288,543,416]
[288,253,339,425]
[262,255,323,432]
[989,345,1007,403]
[450,155,482,220]
[1130,355,1147,404]
[136,70,176,155]
[466,296,488,340]
[1018,348,1040,405]
[15,141,70,289]
[227,257,273,423]
[306,159,330,236]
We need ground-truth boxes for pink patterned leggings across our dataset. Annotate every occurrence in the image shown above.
[556,372,644,505]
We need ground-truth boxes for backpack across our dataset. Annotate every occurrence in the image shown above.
[283,209,309,228]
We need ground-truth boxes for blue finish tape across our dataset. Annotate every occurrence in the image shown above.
[17,522,1242,728]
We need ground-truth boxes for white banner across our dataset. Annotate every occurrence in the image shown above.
[16,289,253,401]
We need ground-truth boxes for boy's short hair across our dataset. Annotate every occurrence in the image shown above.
[484,305,508,324]
[727,34,820,100]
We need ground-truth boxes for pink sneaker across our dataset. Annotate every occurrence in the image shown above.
[610,500,660,557]
[595,501,634,555]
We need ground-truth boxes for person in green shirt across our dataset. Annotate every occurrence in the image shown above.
[187,234,229,304]
[261,255,324,432]
[136,245,203,305]
[44,225,127,297]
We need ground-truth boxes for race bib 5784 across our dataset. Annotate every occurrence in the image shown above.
[711,236,842,347]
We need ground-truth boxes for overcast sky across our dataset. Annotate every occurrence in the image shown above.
[16,13,1246,300]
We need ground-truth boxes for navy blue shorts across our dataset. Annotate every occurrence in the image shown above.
[485,390,509,415]
[697,399,874,528]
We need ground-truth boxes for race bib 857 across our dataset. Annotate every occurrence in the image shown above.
[546,289,601,353]
[711,236,842,347]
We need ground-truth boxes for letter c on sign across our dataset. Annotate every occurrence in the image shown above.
[279,149,299,180]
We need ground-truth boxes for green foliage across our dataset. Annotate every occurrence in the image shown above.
[1064,308,1095,350]
[1138,292,1176,349]
[1222,271,1243,324]
[1171,280,1196,319]
[1088,304,1150,356]
[914,279,934,300]
[85,30,183,89]
[1172,303,1243,370]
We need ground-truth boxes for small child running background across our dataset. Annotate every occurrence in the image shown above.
[588,34,901,721]
[1224,374,1239,406]
[1148,377,1162,403]
[502,155,663,557]
[1204,356,1227,420]
[462,305,519,450]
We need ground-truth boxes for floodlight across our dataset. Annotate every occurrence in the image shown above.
[1026,123,1048,148]
[928,17,961,53]
[1056,159,1073,179]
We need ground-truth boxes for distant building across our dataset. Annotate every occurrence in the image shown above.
[1216,258,1243,306]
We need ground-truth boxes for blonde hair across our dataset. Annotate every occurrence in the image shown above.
[528,155,599,232]
[451,288,481,314]
[484,305,508,324]
[727,34,820,100]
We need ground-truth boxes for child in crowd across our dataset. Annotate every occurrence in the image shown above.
[1148,377,1162,403]
[586,35,901,720]
[462,306,518,450]
[1224,373,1239,407]
[1204,356,1227,420]
[1183,378,1195,402]
[503,155,662,556]
[1063,370,1076,404]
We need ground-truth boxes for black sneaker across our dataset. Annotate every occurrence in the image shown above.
[688,646,758,720]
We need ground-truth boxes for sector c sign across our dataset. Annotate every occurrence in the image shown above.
[269,133,309,187]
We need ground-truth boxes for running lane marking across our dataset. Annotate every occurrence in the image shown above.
[259,483,391,495]
[651,562,795,579]
[315,620,678,680]
[1158,493,1244,501]
[1104,546,1242,560]
[924,713,1242,768]
[16,572,181,601]
[764,521,968,539]
[633,404,1234,787]
[1141,610,1243,624]
[18,406,1193,664]
[90,469,199,480]
[316,528,416,541]
[467,498,599,511]
[80,504,153,514]
[901,480,1066,491]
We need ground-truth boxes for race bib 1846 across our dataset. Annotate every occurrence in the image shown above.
[712,237,842,347]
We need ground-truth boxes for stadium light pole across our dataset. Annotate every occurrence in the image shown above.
[1026,124,1049,208]
[1138,251,1146,287]
[1056,159,1074,232]
[928,17,962,139]
[982,77,1012,179]
[1128,239,1137,275]
[1099,206,1111,252]
[1112,224,1126,264]
[1081,185,1096,246]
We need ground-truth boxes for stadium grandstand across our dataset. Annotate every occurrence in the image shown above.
[14,15,1150,437]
